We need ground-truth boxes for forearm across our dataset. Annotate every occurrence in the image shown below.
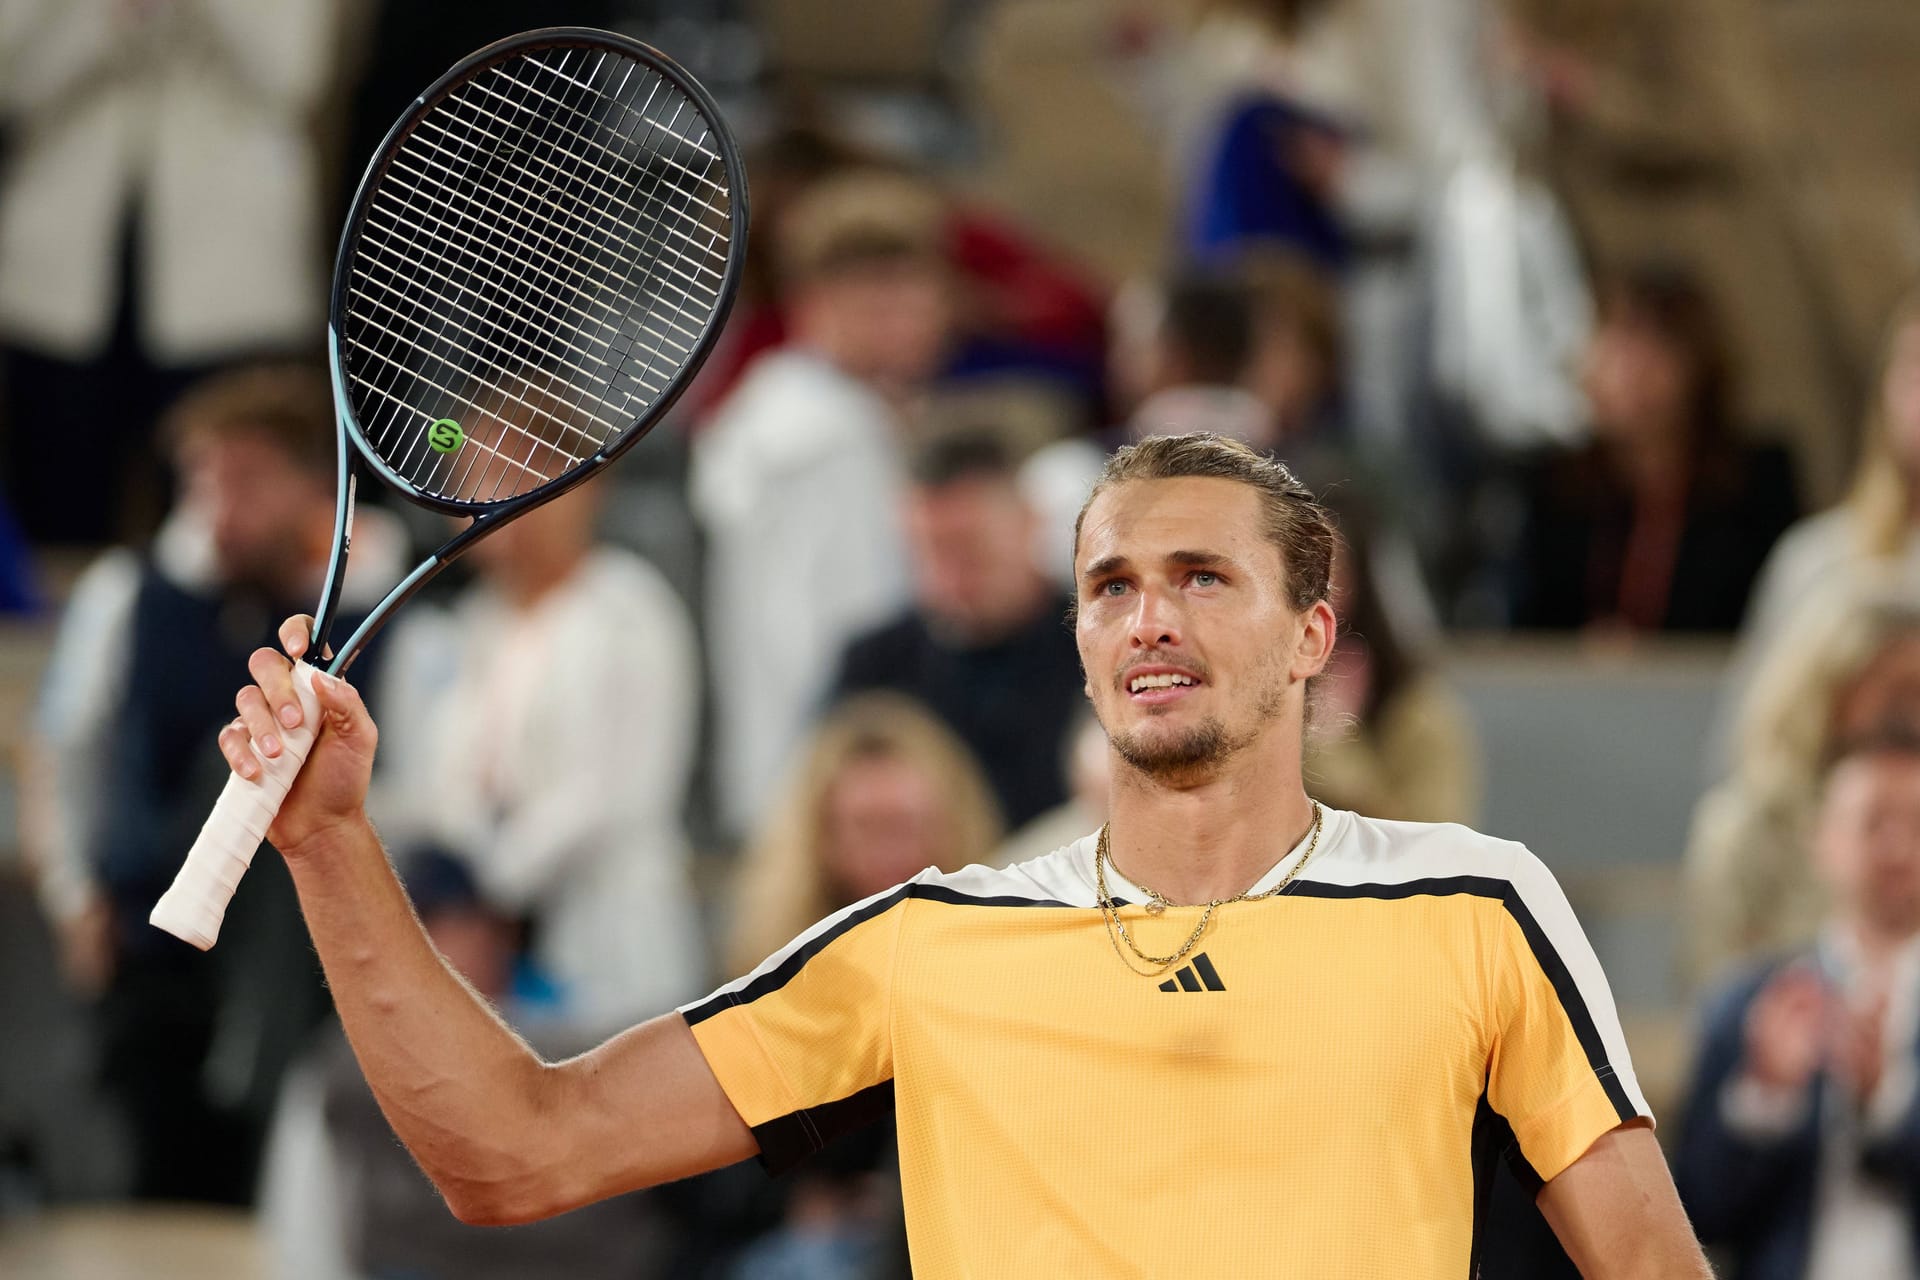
[282,813,565,1216]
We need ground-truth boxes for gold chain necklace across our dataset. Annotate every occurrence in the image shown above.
[1094,802,1323,977]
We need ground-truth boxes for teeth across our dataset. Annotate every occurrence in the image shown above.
[1129,673,1195,692]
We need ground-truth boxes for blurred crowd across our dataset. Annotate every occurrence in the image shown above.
[5,0,1920,1278]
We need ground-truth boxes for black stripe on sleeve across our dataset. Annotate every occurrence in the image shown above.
[751,1080,897,1176]
[1291,875,1636,1123]
[1498,890,1639,1124]
[683,881,1074,1026]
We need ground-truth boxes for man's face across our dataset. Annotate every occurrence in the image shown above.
[1816,752,1920,941]
[822,754,945,902]
[1073,477,1332,783]
[811,260,951,387]
[906,474,1041,638]
[177,431,327,589]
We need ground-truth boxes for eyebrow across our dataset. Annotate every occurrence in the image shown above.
[1082,549,1237,581]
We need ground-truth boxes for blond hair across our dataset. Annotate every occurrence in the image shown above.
[1734,577,1920,793]
[1842,289,1920,557]
[777,169,945,287]
[1072,432,1335,610]
[1688,576,1920,976]
[725,694,1004,975]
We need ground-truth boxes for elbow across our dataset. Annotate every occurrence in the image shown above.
[437,1169,579,1228]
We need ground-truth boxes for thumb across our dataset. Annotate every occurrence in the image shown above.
[310,669,374,739]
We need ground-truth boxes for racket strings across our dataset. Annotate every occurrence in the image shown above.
[340,41,734,504]
[378,50,666,489]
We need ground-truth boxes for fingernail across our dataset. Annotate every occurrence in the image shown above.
[314,672,338,693]
[280,703,301,728]
[262,735,281,757]
[239,759,257,779]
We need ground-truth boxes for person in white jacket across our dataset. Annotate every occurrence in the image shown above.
[379,481,708,1031]
[0,0,339,539]
[691,170,952,839]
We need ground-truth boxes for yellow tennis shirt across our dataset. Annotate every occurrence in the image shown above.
[681,807,1650,1278]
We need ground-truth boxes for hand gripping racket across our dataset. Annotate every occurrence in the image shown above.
[150,27,748,948]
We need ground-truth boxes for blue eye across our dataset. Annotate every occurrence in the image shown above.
[1101,579,1128,596]
[1193,571,1218,587]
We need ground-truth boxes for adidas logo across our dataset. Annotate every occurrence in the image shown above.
[1159,952,1226,992]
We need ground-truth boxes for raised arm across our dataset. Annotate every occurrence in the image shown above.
[222,618,756,1224]
[1536,1121,1712,1280]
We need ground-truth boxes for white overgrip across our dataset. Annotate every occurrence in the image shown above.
[149,660,324,949]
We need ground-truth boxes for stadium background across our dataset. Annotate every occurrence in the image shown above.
[1,0,1917,1275]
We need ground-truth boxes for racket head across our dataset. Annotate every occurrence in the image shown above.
[328,27,748,517]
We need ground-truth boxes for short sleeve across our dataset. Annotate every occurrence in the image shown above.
[1487,846,1652,1184]
[679,880,912,1173]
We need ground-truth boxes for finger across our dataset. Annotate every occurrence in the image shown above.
[279,615,318,661]
[235,686,283,758]
[218,718,261,780]
[312,670,377,747]
[248,645,304,730]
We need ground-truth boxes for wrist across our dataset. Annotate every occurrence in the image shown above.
[277,810,375,865]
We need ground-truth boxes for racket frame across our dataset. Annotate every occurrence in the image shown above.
[310,26,749,674]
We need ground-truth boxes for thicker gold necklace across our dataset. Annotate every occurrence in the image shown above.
[1095,803,1323,977]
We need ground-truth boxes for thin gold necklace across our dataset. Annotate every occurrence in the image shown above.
[1094,803,1324,977]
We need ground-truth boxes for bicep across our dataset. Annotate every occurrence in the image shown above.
[539,1013,757,1213]
[1537,1122,1710,1279]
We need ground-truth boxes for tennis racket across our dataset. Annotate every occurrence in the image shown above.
[149,27,748,949]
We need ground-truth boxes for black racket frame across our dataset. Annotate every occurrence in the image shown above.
[311,26,748,674]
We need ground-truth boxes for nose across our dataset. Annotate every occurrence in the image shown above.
[1127,583,1183,650]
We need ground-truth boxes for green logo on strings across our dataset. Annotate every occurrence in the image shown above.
[428,419,465,453]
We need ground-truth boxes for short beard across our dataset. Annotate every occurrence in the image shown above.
[1109,715,1241,782]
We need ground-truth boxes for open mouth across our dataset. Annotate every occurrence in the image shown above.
[1124,667,1203,704]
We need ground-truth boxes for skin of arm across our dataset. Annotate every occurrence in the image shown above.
[1536,1120,1714,1280]
[226,618,755,1224]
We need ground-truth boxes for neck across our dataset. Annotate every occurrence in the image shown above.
[1103,731,1317,903]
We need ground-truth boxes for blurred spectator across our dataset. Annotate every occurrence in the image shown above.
[1676,731,1920,1280]
[1308,501,1481,824]
[690,121,1107,425]
[378,481,705,1031]
[1501,0,1860,502]
[1114,270,1265,444]
[720,695,1000,1278]
[692,170,950,839]
[1175,0,1350,271]
[1240,249,1347,455]
[1714,290,1920,770]
[261,848,676,1280]
[1509,265,1800,633]
[992,711,1111,869]
[829,432,1080,830]
[17,364,406,1204]
[726,693,1002,977]
[1686,583,1920,984]
[0,1,340,544]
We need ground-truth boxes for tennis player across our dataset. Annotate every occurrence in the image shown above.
[220,432,1709,1277]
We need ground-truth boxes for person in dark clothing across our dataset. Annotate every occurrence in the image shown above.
[1676,731,1920,1280]
[830,432,1080,830]
[1511,264,1800,633]
[24,365,403,1204]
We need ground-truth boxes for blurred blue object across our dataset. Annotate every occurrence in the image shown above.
[1186,93,1350,271]
[0,497,40,614]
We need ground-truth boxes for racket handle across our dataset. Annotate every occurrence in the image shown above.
[150,660,324,950]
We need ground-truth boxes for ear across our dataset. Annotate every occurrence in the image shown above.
[1289,600,1338,681]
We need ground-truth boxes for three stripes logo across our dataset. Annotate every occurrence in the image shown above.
[1159,952,1227,993]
